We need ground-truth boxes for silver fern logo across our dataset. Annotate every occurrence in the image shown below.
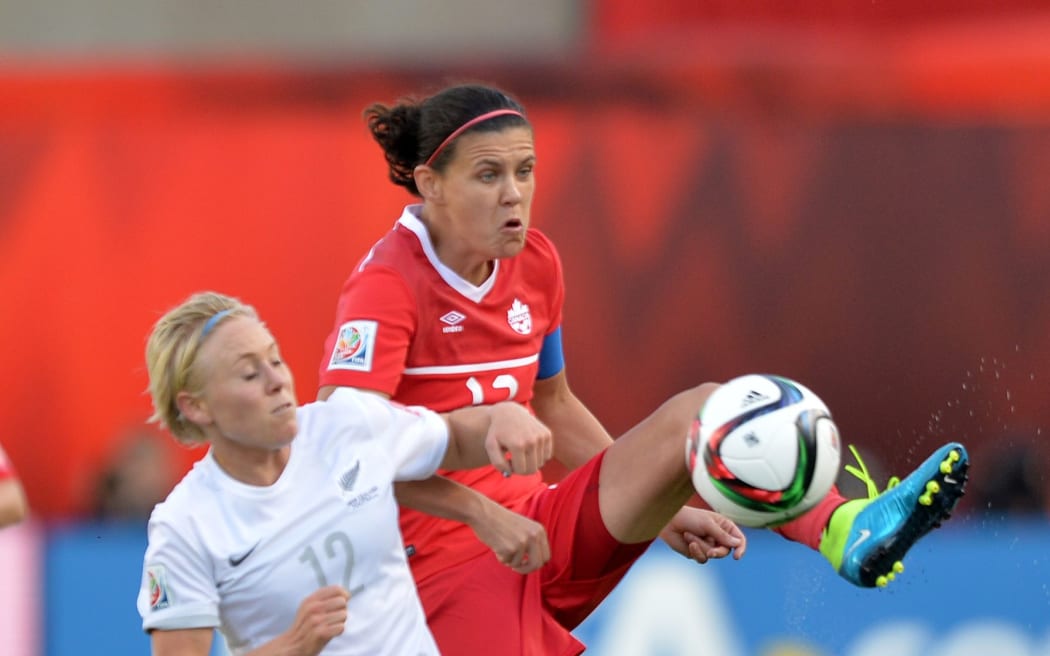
[339,461,360,492]
[339,460,379,509]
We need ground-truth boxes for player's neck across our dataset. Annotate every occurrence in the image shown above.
[419,213,494,285]
[211,441,291,487]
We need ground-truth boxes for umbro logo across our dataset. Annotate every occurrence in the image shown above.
[440,311,466,334]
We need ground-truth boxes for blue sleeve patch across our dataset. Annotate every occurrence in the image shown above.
[537,326,565,380]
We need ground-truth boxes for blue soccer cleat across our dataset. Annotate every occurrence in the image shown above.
[819,442,969,588]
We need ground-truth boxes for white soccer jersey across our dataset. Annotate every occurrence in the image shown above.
[137,388,449,656]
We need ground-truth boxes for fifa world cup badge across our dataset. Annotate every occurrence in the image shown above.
[147,565,172,611]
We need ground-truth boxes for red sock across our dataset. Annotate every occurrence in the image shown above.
[773,486,848,550]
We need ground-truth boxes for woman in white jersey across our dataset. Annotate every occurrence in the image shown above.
[136,291,553,656]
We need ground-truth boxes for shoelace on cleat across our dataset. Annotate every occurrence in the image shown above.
[844,444,900,500]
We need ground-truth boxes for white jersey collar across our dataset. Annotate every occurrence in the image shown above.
[203,442,298,498]
[397,204,497,304]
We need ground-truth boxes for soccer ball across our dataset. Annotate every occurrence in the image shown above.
[685,374,842,528]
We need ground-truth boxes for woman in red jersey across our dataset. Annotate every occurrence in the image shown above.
[317,83,967,655]
[317,83,745,656]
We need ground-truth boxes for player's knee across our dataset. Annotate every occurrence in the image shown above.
[673,382,720,413]
[659,382,719,435]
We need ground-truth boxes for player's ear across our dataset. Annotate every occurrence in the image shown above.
[414,165,443,203]
[176,391,212,428]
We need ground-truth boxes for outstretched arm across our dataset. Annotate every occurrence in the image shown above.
[324,389,553,572]
[424,402,554,571]
[440,401,553,474]
[394,478,550,573]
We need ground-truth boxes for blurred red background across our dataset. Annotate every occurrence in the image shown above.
[1,3,1048,518]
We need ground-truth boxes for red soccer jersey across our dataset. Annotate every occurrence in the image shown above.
[319,205,565,582]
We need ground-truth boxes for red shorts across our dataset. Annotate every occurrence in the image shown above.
[416,451,653,656]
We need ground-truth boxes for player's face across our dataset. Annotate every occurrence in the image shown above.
[192,316,299,453]
[434,126,535,282]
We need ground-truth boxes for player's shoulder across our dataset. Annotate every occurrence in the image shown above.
[297,390,387,443]
[514,228,563,284]
[347,224,425,298]
[303,387,378,415]
[524,227,559,257]
[521,228,563,270]
[350,225,413,276]
[310,389,437,435]
[147,459,213,528]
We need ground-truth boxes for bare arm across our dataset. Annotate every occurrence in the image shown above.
[427,402,553,571]
[394,477,512,526]
[151,585,351,656]
[150,628,213,656]
[440,402,553,474]
[0,477,28,528]
[394,478,550,572]
[530,370,614,469]
[328,387,553,474]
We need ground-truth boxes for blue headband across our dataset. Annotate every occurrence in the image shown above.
[201,309,234,338]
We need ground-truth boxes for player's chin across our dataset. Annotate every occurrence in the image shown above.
[495,236,527,258]
[273,418,299,445]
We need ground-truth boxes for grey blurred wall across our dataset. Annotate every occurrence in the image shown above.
[0,0,581,62]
